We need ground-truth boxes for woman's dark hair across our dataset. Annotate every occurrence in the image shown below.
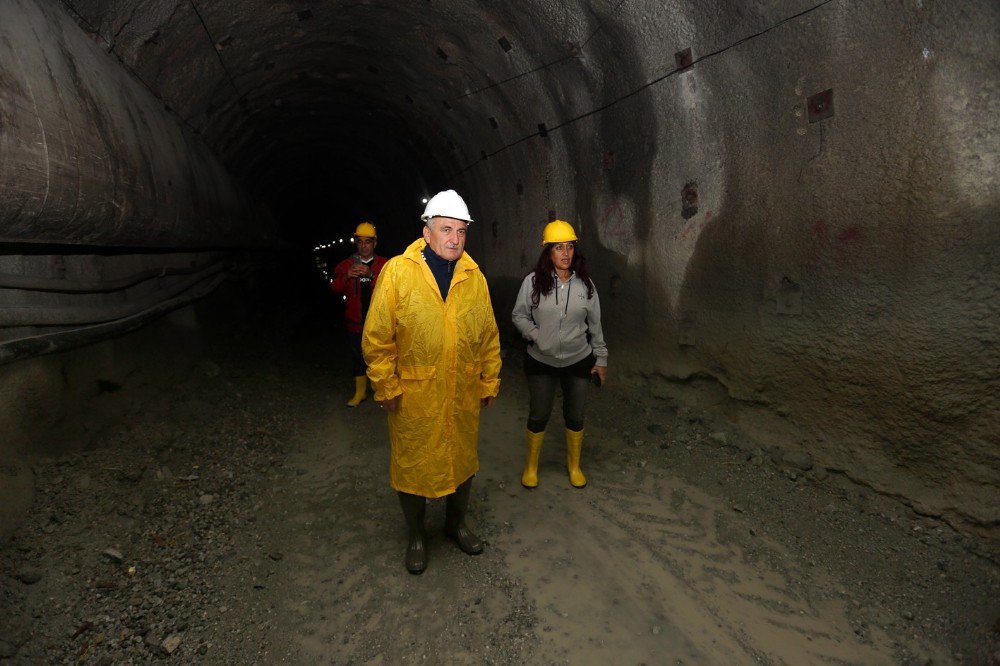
[530,242,595,307]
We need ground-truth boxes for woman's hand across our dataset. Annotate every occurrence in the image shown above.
[591,365,607,386]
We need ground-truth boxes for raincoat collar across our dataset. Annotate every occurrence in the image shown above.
[422,244,455,271]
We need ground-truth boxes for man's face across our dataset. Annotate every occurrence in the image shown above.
[355,236,376,259]
[422,217,467,261]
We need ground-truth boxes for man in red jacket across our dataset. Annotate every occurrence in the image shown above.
[331,222,388,406]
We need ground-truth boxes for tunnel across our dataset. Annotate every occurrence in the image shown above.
[1,0,998,662]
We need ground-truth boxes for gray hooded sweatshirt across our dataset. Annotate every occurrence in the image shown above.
[512,271,608,368]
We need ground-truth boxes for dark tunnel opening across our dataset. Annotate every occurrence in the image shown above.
[245,113,452,249]
[259,136,445,257]
[241,116,460,338]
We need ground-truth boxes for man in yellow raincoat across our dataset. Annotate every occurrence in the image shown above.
[362,189,502,575]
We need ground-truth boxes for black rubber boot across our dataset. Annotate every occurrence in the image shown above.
[444,478,483,555]
[397,492,427,574]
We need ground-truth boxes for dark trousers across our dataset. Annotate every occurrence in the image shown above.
[524,353,592,433]
[348,331,366,376]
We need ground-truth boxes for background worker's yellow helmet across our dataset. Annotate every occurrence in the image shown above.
[354,222,377,238]
[541,219,578,246]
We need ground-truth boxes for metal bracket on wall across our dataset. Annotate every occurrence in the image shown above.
[807,89,834,123]
[776,276,803,315]
[681,182,699,220]
[674,48,693,71]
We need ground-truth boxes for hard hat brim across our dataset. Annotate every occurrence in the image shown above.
[422,214,474,224]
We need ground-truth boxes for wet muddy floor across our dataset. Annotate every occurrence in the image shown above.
[1,310,998,664]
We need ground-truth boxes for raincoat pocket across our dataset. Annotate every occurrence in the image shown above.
[398,365,438,417]
[458,362,483,412]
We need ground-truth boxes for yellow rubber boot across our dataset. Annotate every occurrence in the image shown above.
[565,428,587,488]
[346,376,367,407]
[521,430,545,488]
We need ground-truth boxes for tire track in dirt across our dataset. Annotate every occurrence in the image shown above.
[476,368,904,664]
[255,356,973,664]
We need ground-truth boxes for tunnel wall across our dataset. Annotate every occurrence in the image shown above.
[0,0,268,248]
[0,304,213,540]
[2,0,993,541]
[460,1,999,535]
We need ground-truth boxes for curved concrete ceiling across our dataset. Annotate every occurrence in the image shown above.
[61,0,814,244]
[66,0,609,240]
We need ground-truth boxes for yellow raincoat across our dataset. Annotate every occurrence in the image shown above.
[362,238,502,498]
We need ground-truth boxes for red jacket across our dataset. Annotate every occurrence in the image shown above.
[331,254,388,332]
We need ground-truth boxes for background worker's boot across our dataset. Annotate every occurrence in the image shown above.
[397,492,427,574]
[444,479,483,555]
[521,430,545,488]
[346,376,367,407]
[565,428,587,488]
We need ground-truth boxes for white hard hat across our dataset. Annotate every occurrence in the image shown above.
[421,189,473,224]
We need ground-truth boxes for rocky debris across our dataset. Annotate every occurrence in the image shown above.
[13,568,42,584]
[161,634,182,654]
[102,547,124,563]
[0,344,296,665]
[783,449,813,471]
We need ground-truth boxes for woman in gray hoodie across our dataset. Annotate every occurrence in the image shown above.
[512,219,608,488]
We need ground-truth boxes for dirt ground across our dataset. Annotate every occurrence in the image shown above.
[1,303,998,665]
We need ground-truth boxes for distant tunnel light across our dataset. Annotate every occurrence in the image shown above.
[421,197,428,204]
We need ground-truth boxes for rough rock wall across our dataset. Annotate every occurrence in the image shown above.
[0,306,209,539]
[2,0,994,539]
[0,0,268,247]
[462,0,999,535]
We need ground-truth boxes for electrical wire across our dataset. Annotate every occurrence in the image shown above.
[187,0,248,106]
[57,0,205,136]
[0,270,228,366]
[57,0,251,136]
[446,0,631,103]
[457,0,837,174]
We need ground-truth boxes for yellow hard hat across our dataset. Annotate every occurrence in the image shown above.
[541,219,578,246]
[354,222,377,238]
